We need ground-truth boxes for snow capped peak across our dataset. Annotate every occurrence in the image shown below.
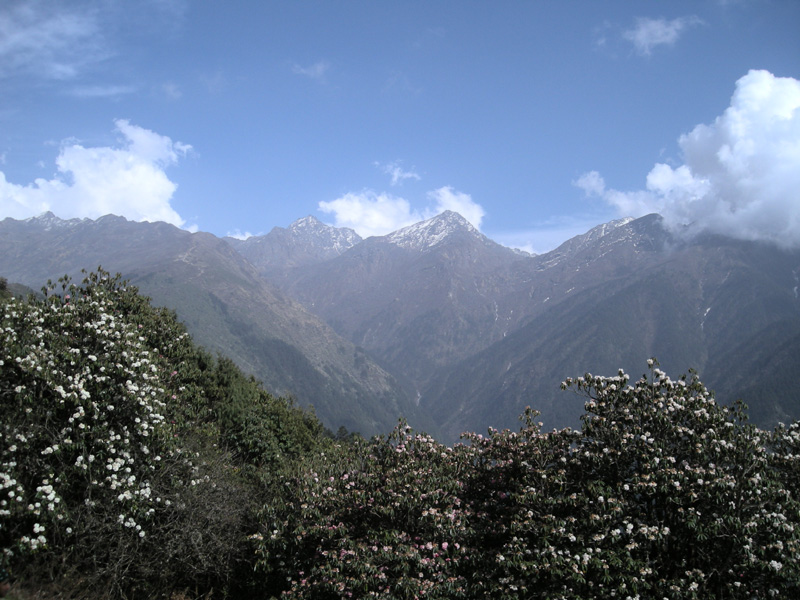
[586,217,635,238]
[285,215,362,254]
[288,215,326,232]
[386,211,480,251]
[25,211,85,230]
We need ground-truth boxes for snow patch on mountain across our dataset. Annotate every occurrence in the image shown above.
[537,217,636,269]
[289,216,362,255]
[25,211,86,230]
[386,211,479,251]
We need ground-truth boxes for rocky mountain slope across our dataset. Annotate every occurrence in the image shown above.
[261,211,530,393]
[0,213,420,436]
[3,210,799,442]
[225,215,361,283]
[242,212,800,441]
[424,229,800,439]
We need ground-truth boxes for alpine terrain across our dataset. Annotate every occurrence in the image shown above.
[0,212,422,437]
[2,210,799,441]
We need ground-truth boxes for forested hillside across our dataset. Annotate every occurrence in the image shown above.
[2,271,799,598]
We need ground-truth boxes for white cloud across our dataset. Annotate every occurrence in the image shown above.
[376,160,421,186]
[319,186,486,238]
[292,60,330,81]
[623,16,702,56]
[227,229,257,240]
[0,119,191,227]
[577,70,800,249]
[0,1,186,82]
[573,171,606,197]
[426,186,485,230]
[319,191,422,238]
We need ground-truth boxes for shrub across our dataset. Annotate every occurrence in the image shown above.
[253,362,800,599]
[0,269,328,598]
[255,424,473,598]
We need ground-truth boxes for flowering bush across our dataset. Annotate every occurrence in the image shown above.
[0,270,329,598]
[1,271,187,558]
[460,364,800,598]
[254,362,800,598]
[3,269,799,598]
[256,424,474,598]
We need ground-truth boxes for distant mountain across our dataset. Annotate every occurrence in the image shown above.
[4,210,798,443]
[258,213,670,399]
[267,211,532,394]
[423,222,800,440]
[0,213,421,437]
[245,211,800,442]
[225,215,361,282]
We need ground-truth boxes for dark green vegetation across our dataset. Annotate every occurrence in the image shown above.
[2,271,799,598]
[1,270,329,598]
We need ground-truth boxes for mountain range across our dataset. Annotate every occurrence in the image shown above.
[3,210,799,441]
[0,212,423,437]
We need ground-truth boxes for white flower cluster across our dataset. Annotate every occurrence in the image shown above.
[1,279,184,553]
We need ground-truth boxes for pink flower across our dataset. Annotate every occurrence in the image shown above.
[441,542,449,551]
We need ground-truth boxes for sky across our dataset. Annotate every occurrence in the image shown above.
[0,1,799,253]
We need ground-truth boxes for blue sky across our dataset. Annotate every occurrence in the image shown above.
[1,1,799,253]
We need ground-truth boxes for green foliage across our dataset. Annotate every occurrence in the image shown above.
[3,270,799,598]
[253,362,800,599]
[256,425,472,598]
[0,278,10,303]
[0,269,331,598]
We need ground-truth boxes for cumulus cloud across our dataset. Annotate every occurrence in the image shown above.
[576,70,800,249]
[319,191,422,238]
[319,186,485,238]
[623,16,702,56]
[573,171,606,197]
[376,160,421,186]
[227,229,257,241]
[0,119,191,227]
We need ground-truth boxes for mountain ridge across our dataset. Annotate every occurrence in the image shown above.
[0,212,423,437]
[3,209,799,442]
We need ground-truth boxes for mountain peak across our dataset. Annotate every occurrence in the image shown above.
[288,215,326,232]
[285,216,362,251]
[25,211,85,230]
[386,211,480,251]
[227,215,362,273]
[431,210,477,230]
